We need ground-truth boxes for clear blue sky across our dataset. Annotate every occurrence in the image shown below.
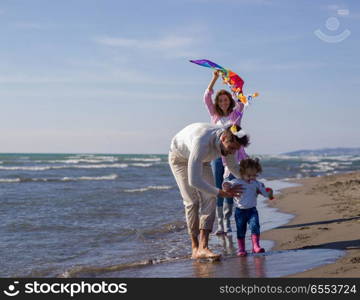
[0,0,359,154]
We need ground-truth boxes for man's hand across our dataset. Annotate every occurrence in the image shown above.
[222,182,232,191]
[218,184,243,198]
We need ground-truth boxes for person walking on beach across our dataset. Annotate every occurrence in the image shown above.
[204,70,248,235]
[169,122,250,259]
[222,158,273,257]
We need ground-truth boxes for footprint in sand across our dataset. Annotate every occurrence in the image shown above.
[294,234,310,241]
[317,227,330,230]
[350,257,360,264]
[299,226,310,230]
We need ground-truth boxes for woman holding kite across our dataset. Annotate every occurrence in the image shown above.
[204,70,248,235]
[190,59,258,236]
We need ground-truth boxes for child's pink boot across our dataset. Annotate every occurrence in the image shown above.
[237,238,247,257]
[251,234,265,253]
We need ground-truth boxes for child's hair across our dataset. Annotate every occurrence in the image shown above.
[214,89,235,116]
[240,157,262,176]
[223,124,250,147]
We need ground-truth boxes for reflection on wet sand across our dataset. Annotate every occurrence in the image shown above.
[81,247,343,277]
[193,234,268,278]
[192,255,267,278]
[217,234,236,256]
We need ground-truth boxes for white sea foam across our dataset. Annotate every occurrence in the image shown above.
[312,162,340,172]
[0,178,21,183]
[0,174,118,183]
[316,155,360,162]
[63,155,119,162]
[262,154,299,160]
[0,163,128,171]
[348,157,360,161]
[299,160,355,173]
[301,156,322,162]
[68,163,128,169]
[131,163,153,167]
[338,161,353,165]
[61,174,118,181]
[264,154,360,165]
[0,166,54,171]
[124,185,173,193]
[126,158,162,162]
[32,156,119,164]
[46,159,117,164]
[300,163,312,168]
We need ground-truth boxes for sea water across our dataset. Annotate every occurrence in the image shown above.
[0,153,358,277]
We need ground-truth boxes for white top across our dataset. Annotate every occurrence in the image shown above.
[215,116,231,127]
[223,178,270,209]
[170,123,241,196]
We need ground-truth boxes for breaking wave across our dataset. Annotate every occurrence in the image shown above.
[123,185,173,193]
[0,164,128,171]
[0,174,118,183]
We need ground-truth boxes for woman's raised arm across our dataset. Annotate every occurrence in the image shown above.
[203,71,220,117]
[207,70,219,91]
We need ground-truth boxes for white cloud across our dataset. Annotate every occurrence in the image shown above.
[92,22,211,60]
[93,34,202,58]
[95,37,137,47]
[96,36,194,50]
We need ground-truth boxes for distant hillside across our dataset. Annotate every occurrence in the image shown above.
[283,147,360,156]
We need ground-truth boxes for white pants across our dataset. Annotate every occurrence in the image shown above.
[168,151,216,236]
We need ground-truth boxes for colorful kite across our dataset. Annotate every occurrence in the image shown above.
[189,59,259,106]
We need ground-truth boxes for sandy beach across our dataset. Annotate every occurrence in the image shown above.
[263,171,360,277]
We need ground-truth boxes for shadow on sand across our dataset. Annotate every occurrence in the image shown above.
[274,216,360,229]
[297,239,360,251]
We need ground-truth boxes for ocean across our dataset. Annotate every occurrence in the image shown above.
[0,153,358,277]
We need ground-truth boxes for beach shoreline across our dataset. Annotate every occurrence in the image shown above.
[262,171,360,277]
[85,174,355,278]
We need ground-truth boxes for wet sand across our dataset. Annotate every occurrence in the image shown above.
[262,171,360,277]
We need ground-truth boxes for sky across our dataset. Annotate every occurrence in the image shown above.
[0,0,359,154]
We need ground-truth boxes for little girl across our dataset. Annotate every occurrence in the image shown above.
[222,158,274,256]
